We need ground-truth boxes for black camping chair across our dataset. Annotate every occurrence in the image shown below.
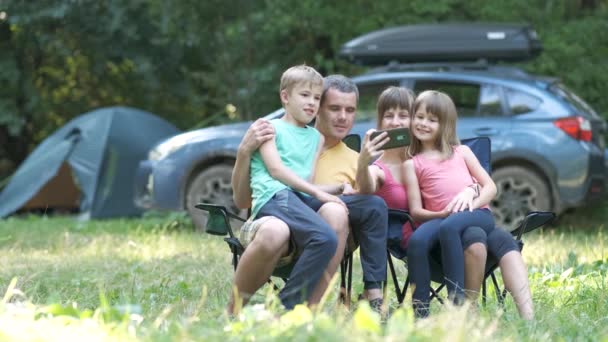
[386,136,556,306]
[197,134,363,300]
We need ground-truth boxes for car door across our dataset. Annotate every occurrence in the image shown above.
[412,79,511,152]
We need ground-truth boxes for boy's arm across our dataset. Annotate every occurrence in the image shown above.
[461,145,497,209]
[231,119,274,209]
[403,160,449,222]
[259,137,324,198]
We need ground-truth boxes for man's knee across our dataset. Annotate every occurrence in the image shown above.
[251,219,290,256]
[365,195,388,218]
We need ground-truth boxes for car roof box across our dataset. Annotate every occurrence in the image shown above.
[339,23,543,66]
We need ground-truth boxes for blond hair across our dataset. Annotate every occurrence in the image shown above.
[376,86,414,128]
[408,90,460,159]
[279,64,324,95]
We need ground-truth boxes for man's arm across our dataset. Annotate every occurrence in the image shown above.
[231,119,275,209]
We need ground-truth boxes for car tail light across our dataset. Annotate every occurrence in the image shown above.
[554,116,592,142]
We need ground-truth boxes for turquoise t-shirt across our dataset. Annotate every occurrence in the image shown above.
[250,119,321,217]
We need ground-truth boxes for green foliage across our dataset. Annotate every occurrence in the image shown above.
[0,0,607,177]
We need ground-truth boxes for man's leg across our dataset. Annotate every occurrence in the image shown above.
[487,229,533,320]
[228,218,291,315]
[308,202,349,305]
[341,195,388,301]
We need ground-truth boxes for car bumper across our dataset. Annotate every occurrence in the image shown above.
[133,159,185,211]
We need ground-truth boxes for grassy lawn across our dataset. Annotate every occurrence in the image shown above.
[1,206,607,341]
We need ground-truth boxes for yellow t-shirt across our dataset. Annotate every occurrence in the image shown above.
[314,141,359,187]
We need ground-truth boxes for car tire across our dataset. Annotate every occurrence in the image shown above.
[491,166,552,232]
[185,163,243,231]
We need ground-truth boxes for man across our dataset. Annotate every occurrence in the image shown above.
[227,74,387,314]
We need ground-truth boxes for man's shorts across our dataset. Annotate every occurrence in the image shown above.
[239,215,297,267]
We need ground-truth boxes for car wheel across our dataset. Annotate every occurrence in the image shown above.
[491,166,552,232]
[185,163,243,231]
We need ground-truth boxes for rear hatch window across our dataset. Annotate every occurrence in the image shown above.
[548,83,600,119]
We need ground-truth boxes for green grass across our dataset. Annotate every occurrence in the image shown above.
[1,207,608,341]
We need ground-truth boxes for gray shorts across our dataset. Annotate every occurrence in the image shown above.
[240,215,297,267]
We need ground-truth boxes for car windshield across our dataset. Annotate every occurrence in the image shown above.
[548,83,600,119]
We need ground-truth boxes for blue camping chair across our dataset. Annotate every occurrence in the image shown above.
[386,137,555,305]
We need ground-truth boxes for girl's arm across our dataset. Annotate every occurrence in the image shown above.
[231,119,274,209]
[460,145,497,209]
[403,160,449,222]
[356,129,388,194]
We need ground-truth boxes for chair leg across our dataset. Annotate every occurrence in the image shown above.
[430,284,444,305]
[340,258,348,304]
[482,278,487,306]
[347,254,353,306]
[387,252,405,304]
[490,272,505,306]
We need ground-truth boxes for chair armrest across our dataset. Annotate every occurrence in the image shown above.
[512,211,556,240]
[194,203,245,237]
[195,203,246,222]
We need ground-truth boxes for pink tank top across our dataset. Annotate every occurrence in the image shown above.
[412,145,488,211]
[373,160,414,248]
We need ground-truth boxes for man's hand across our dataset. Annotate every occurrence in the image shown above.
[444,186,476,213]
[239,119,275,155]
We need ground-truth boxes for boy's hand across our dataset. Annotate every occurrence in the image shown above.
[342,183,357,195]
[444,186,476,213]
[359,129,389,166]
[316,191,349,213]
[239,119,275,155]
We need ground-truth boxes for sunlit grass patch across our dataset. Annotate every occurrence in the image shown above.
[1,213,608,340]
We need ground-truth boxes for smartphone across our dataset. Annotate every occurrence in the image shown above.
[370,127,410,150]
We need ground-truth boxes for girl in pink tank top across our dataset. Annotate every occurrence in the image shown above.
[403,90,497,315]
[355,87,415,249]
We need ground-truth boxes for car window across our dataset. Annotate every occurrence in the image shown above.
[478,84,504,117]
[357,81,401,122]
[505,88,541,115]
[413,80,480,117]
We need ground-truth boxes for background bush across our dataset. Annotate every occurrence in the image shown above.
[0,0,606,178]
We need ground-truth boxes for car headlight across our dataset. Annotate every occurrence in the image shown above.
[148,135,191,161]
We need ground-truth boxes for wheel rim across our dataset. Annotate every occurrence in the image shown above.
[491,175,540,231]
[191,174,239,214]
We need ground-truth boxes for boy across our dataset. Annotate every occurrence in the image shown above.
[244,65,348,310]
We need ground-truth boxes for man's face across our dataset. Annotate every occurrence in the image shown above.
[316,88,357,141]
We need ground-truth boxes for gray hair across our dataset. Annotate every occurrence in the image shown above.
[321,74,359,104]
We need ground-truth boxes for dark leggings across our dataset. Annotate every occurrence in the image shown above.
[439,209,494,302]
[407,209,494,316]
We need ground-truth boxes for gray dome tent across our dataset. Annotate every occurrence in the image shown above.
[0,106,180,219]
